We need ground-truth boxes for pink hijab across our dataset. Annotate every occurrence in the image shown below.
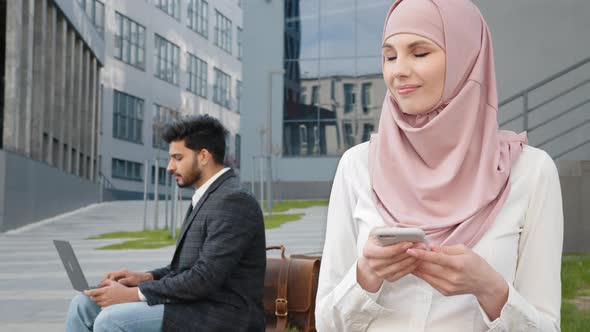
[369,0,528,248]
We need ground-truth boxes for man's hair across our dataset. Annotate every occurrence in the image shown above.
[162,115,227,164]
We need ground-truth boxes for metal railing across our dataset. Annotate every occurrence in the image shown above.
[499,56,590,159]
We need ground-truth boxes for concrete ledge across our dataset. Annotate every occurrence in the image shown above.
[559,160,590,253]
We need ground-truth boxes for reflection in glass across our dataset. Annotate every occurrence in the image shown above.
[282,0,389,156]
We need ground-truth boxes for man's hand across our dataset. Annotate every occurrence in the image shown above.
[84,279,140,308]
[101,269,153,287]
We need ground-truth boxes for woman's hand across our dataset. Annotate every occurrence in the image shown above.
[357,233,425,293]
[407,244,509,320]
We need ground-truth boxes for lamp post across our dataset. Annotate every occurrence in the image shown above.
[267,69,285,219]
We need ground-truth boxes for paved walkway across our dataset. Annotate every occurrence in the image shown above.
[0,200,327,331]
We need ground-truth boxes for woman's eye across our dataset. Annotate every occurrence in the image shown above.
[385,56,397,61]
[415,52,430,58]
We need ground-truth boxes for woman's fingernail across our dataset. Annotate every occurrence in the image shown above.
[407,249,416,255]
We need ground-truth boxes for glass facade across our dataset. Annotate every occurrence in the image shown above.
[282,0,390,156]
[188,0,208,38]
[113,90,144,144]
[155,0,180,20]
[112,158,143,181]
[154,34,180,85]
[77,0,105,37]
[213,67,232,109]
[153,104,180,150]
[214,10,232,54]
[114,12,146,70]
[187,53,208,98]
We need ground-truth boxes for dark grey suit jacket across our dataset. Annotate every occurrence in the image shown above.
[138,169,266,332]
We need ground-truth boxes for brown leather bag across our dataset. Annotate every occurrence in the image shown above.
[264,245,321,332]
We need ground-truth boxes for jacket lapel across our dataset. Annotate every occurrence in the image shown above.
[175,169,236,247]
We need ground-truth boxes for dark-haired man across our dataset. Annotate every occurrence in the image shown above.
[65,115,266,332]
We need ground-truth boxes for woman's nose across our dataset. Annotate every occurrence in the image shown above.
[391,56,411,79]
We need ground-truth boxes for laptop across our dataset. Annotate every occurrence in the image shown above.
[53,240,97,291]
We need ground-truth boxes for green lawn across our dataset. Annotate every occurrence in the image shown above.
[88,212,305,250]
[87,229,179,250]
[561,254,590,332]
[261,200,328,213]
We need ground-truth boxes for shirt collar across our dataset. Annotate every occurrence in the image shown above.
[191,168,231,208]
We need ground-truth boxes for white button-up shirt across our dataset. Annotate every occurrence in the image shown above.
[191,167,231,208]
[315,142,562,331]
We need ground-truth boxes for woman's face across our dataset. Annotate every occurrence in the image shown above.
[382,33,446,115]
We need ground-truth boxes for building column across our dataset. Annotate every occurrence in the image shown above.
[74,39,83,176]
[65,30,76,173]
[31,0,47,162]
[89,59,98,181]
[44,2,57,166]
[2,0,23,151]
[81,49,92,179]
[55,16,67,171]
[20,0,35,156]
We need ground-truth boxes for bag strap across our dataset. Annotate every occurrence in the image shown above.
[266,246,291,332]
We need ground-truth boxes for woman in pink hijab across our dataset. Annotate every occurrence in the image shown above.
[316,0,563,331]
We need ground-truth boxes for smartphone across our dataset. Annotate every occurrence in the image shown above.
[371,227,428,248]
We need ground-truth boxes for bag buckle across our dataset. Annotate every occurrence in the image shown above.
[275,298,288,317]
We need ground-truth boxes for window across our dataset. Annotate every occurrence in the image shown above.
[113,90,144,144]
[213,68,231,109]
[236,80,242,113]
[344,83,356,113]
[344,123,354,147]
[188,0,208,38]
[154,0,180,19]
[94,1,105,37]
[362,83,372,113]
[311,85,319,105]
[214,10,232,53]
[114,12,146,70]
[151,165,168,185]
[362,123,374,142]
[187,53,208,98]
[299,124,308,154]
[112,158,143,181]
[237,26,243,60]
[299,87,307,104]
[153,104,180,150]
[77,0,105,37]
[330,80,335,101]
[154,34,180,85]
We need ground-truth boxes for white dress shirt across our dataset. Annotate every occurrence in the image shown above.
[315,142,563,331]
[191,167,231,208]
[138,167,231,302]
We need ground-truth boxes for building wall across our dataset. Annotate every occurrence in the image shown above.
[0,150,99,232]
[99,0,243,196]
[0,0,104,230]
[3,0,102,180]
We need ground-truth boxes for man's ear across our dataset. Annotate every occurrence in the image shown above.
[198,149,210,166]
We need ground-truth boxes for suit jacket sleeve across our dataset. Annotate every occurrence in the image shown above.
[148,265,172,280]
[138,191,263,304]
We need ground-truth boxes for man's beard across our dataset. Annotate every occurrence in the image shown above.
[176,165,201,188]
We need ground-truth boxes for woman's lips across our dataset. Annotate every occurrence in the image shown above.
[396,85,419,96]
